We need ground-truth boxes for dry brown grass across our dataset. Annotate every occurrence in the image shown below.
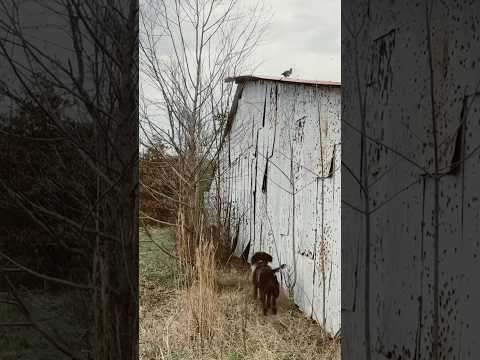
[184,239,217,349]
[140,259,341,360]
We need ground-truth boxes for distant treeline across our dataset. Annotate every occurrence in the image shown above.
[0,93,96,289]
[139,144,216,228]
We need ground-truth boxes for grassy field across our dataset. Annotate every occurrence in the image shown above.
[139,228,340,360]
[0,288,90,360]
[140,227,181,289]
[0,228,340,359]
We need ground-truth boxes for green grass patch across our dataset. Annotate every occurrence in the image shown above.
[227,351,247,360]
[168,349,187,360]
[140,227,180,289]
[0,290,89,360]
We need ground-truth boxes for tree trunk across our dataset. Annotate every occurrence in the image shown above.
[93,1,138,358]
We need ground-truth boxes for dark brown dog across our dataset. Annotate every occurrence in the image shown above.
[250,252,285,315]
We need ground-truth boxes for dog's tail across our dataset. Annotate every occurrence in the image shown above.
[272,264,286,273]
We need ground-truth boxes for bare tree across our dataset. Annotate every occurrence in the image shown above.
[0,1,138,358]
[139,0,268,265]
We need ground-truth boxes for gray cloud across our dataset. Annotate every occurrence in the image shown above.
[252,0,340,82]
[139,0,341,129]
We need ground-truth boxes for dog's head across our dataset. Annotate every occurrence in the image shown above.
[250,251,273,274]
[251,251,273,265]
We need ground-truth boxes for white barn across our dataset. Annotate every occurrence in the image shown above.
[207,75,342,334]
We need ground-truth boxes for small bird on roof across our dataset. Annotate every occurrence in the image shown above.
[281,68,293,78]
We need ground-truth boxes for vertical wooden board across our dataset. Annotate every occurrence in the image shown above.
[266,146,292,270]
[297,101,318,319]
[293,175,316,319]
[331,146,342,333]
[317,135,341,333]
[456,94,480,358]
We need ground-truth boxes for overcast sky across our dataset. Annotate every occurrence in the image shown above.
[251,0,340,82]
[139,0,340,148]
[140,0,341,93]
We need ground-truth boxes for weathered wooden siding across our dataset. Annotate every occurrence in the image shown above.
[343,1,480,358]
[208,79,341,334]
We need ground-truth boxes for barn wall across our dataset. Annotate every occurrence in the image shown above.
[207,80,341,334]
[343,1,480,359]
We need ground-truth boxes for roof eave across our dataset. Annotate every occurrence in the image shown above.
[225,74,341,87]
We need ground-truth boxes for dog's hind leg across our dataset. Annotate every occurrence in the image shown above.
[272,295,277,315]
[266,293,272,315]
[260,289,267,315]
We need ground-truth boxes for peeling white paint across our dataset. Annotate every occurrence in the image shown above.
[207,78,341,334]
[342,2,480,358]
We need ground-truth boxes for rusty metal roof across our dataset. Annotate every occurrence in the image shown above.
[225,74,341,87]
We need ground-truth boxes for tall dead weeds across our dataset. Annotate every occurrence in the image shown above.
[175,205,218,350]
